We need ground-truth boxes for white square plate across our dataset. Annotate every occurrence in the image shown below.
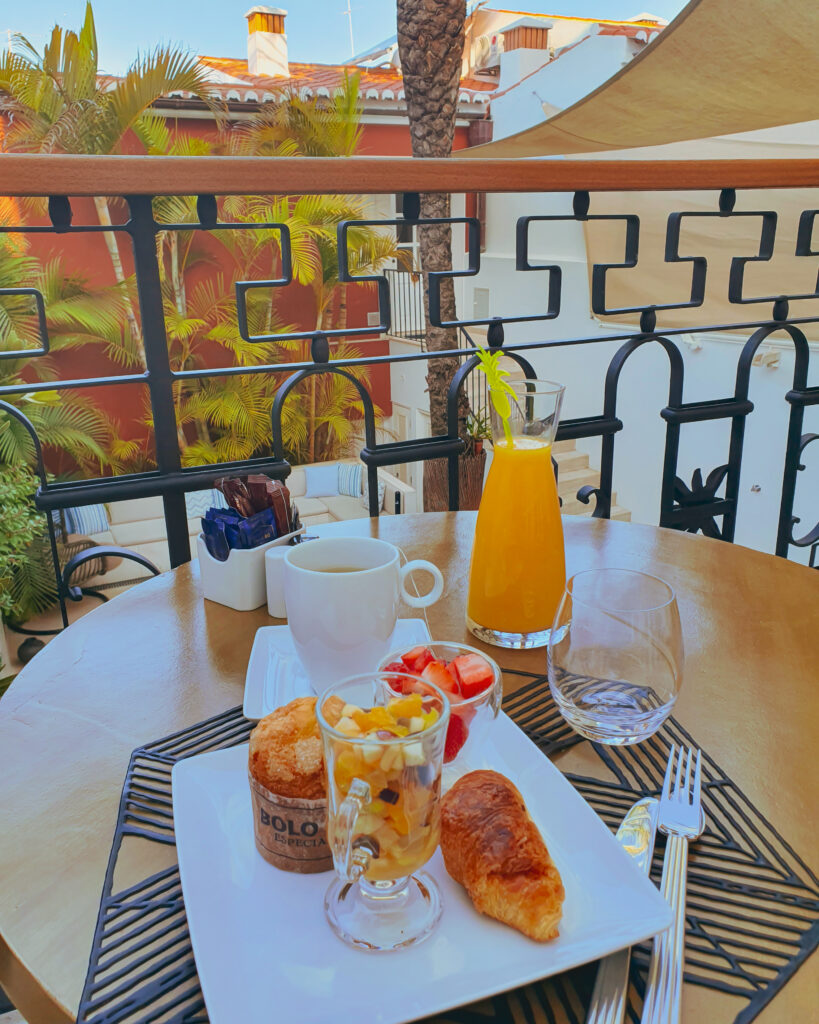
[173,714,672,1024]
[242,619,431,719]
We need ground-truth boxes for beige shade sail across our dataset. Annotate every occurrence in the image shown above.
[467,0,819,158]
[578,130,819,339]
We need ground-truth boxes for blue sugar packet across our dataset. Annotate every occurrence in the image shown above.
[201,516,230,561]
[201,507,243,560]
[225,507,279,550]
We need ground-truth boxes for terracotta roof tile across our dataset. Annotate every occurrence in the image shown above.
[597,24,661,40]
[196,56,493,103]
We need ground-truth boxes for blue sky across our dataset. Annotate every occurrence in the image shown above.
[3,2,688,75]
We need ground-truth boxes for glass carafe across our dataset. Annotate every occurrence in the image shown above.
[467,379,566,649]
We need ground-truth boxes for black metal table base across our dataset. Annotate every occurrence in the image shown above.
[78,673,818,1024]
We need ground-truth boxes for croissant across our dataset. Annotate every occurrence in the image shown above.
[440,770,564,941]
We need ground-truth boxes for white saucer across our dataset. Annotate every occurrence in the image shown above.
[242,619,432,719]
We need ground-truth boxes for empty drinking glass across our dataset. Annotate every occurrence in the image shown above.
[547,569,683,745]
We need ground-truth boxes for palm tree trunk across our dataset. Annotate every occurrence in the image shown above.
[158,232,192,451]
[169,232,187,315]
[92,195,145,368]
[397,0,470,509]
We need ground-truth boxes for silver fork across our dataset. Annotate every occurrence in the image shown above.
[641,744,704,1024]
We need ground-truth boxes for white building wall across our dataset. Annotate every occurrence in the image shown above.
[492,35,636,137]
[384,183,818,563]
[382,31,817,563]
[445,174,818,565]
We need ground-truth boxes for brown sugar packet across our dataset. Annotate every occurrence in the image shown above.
[215,477,254,518]
[245,474,278,514]
[267,480,291,535]
[245,475,291,532]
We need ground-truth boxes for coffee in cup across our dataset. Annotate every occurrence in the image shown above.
[283,537,444,694]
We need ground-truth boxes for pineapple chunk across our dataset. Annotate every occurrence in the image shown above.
[403,741,426,766]
[380,745,403,773]
[361,742,383,764]
[335,715,361,737]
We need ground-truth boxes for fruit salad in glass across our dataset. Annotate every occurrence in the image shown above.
[378,642,502,770]
[317,673,450,951]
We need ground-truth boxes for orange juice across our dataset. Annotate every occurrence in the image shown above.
[467,437,566,636]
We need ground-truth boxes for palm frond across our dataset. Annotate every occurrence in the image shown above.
[132,110,171,154]
[108,47,224,145]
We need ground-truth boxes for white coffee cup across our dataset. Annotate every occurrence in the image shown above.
[283,537,444,693]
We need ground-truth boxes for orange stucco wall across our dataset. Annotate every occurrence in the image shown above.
[8,114,473,464]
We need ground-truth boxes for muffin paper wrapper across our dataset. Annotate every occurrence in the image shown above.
[248,772,333,873]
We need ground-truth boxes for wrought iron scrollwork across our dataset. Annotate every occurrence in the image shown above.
[789,433,819,565]
[670,466,730,538]
[576,485,608,518]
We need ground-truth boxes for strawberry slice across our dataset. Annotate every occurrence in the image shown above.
[421,659,460,698]
[452,702,476,729]
[443,714,468,763]
[450,653,495,699]
[382,660,410,693]
[400,646,435,674]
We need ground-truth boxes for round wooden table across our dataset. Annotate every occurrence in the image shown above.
[1,514,817,1023]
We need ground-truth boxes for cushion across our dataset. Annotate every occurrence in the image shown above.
[323,495,369,521]
[303,463,340,498]
[337,463,363,497]
[298,511,332,525]
[110,518,169,547]
[65,503,109,536]
[361,475,387,513]
[293,497,329,517]
[111,517,200,548]
[287,468,306,497]
[185,488,228,518]
[107,497,165,524]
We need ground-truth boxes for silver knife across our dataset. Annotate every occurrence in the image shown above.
[585,797,660,1024]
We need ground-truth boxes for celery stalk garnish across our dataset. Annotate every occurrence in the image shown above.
[474,344,517,445]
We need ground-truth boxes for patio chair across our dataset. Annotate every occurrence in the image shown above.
[0,402,161,640]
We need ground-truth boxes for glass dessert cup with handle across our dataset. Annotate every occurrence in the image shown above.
[316,673,450,951]
[467,379,567,649]
[377,641,502,786]
[547,568,684,744]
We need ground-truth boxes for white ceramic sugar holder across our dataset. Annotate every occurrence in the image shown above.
[196,527,305,611]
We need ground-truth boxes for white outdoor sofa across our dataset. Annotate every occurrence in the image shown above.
[68,461,415,590]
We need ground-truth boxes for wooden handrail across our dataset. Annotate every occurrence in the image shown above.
[0,154,817,197]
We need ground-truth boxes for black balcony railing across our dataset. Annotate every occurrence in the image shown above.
[385,267,425,341]
[1,154,817,628]
[384,267,489,419]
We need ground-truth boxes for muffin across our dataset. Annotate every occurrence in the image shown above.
[249,696,325,799]
[247,696,337,873]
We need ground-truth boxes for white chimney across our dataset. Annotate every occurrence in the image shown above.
[245,6,289,78]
